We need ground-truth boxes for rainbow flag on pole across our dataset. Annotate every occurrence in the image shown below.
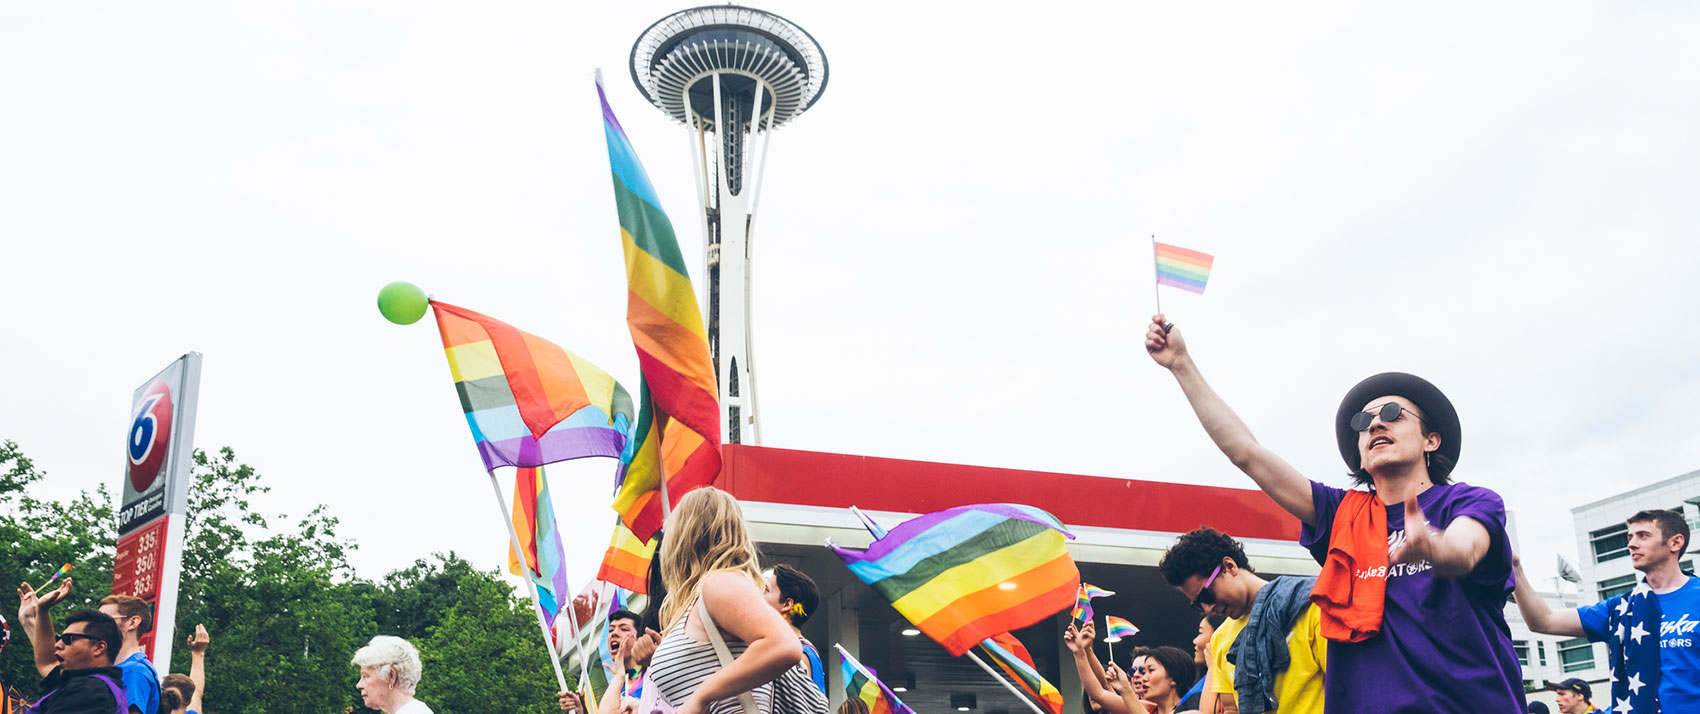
[508,466,571,629]
[1154,241,1215,294]
[978,632,1065,714]
[596,517,657,594]
[1104,615,1140,642]
[598,73,722,542]
[836,645,917,714]
[431,301,633,471]
[1072,583,1115,622]
[829,504,1079,656]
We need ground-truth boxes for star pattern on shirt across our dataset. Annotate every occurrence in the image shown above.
[1605,575,1662,714]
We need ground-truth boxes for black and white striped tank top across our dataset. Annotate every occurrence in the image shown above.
[647,601,774,714]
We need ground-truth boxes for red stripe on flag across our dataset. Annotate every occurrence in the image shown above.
[509,467,541,575]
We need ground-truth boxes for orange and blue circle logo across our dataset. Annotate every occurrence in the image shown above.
[126,379,174,492]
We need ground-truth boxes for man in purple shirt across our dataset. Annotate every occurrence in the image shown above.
[1144,314,1523,713]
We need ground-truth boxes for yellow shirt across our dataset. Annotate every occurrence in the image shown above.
[1207,603,1328,714]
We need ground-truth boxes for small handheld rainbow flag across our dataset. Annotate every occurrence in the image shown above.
[1072,583,1115,623]
[1154,241,1214,295]
[1104,615,1140,642]
[42,564,72,588]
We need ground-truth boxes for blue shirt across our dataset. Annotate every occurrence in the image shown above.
[1579,575,1700,712]
[114,652,158,714]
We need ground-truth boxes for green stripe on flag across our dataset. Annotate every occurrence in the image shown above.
[613,175,690,276]
[456,374,519,413]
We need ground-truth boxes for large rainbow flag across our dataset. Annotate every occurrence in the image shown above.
[830,503,1079,656]
[598,74,722,542]
[836,645,917,714]
[1154,241,1215,294]
[431,301,634,471]
[596,516,656,594]
[978,632,1065,714]
[508,466,571,630]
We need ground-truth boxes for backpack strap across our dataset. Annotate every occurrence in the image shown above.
[25,673,128,714]
[91,674,129,714]
[696,597,763,714]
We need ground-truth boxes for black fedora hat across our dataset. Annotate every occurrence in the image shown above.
[1335,372,1461,473]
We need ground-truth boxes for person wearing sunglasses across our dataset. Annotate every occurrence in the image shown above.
[14,602,128,714]
[1158,528,1326,714]
[1144,314,1522,713]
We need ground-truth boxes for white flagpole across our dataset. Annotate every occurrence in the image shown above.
[487,470,569,692]
[965,650,1049,714]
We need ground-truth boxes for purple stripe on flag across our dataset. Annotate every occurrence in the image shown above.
[841,504,1070,563]
[596,80,629,141]
[477,427,629,471]
[1157,275,1207,294]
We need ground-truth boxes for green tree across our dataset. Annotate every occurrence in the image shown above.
[394,555,564,714]
[3,442,566,714]
[1,440,116,699]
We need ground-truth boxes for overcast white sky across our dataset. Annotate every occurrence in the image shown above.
[4,2,1698,601]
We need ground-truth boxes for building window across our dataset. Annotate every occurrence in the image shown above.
[1592,523,1629,564]
[1514,640,1530,666]
[1560,637,1594,673]
[1599,574,1638,600]
[1539,641,1548,666]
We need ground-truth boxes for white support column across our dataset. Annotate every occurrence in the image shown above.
[704,72,760,445]
[825,584,858,712]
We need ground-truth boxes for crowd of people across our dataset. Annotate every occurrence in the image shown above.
[8,314,1700,713]
[4,581,211,714]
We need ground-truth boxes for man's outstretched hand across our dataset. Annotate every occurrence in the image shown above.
[1390,497,1437,566]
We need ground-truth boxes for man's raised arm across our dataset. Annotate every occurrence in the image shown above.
[1511,554,1584,637]
[1146,315,1317,526]
[18,578,72,677]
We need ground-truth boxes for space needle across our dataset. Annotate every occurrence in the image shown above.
[630,5,829,445]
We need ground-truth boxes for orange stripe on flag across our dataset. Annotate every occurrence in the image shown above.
[627,295,719,409]
[914,556,1079,654]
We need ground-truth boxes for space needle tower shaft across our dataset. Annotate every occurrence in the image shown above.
[631,6,829,445]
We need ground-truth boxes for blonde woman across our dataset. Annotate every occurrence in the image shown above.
[646,487,804,714]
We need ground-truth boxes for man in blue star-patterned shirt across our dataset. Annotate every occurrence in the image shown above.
[1515,508,1699,713]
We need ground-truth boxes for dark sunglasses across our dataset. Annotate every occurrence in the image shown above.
[1189,564,1223,612]
[1349,402,1430,432]
[57,632,102,646]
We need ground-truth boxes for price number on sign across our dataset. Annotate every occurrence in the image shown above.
[132,529,160,596]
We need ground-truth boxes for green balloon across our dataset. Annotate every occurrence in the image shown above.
[377,281,429,325]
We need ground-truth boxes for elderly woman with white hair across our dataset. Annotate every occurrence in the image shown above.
[351,635,434,714]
